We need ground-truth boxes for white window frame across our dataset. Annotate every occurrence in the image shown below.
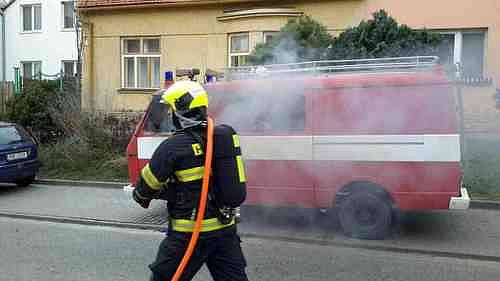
[21,61,42,79]
[439,30,487,77]
[228,33,250,67]
[439,31,462,67]
[121,37,161,89]
[20,4,42,33]
[61,1,75,31]
[61,60,77,77]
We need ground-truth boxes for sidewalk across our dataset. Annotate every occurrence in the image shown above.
[35,178,500,210]
[1,182,168,225]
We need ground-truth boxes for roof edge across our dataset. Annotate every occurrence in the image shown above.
[2,0,16,10]
[78,0,268,11]
[217,8,303,21]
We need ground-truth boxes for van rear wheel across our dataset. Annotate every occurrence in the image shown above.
[338,190,393,239]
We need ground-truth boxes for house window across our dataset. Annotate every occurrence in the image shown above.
[437,34,455,72]
[122,38,161,89]
[21,4,42,32]
[438,30,486,78]
[22,61,42,79]
[229,33,250,67]
[263,31,279,44]
[62,60,76,77]
[62,1,75,29]
[461,33,485,78]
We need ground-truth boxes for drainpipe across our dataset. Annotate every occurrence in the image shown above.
[0,8,5,82]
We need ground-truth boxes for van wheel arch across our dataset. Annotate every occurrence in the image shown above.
[334,181,395,207]
[334,181,398,239]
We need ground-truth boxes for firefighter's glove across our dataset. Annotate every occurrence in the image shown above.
[132,188,151,209]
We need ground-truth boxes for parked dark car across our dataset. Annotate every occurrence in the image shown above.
[0,122,40,187]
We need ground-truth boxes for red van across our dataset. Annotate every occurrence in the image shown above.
[126,57,470,239]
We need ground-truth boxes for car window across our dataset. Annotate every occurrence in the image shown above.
[0,126,24,145]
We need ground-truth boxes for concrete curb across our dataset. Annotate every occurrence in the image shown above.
[470,200,500,210]
[35,179,127,189]
[35,179,500,210]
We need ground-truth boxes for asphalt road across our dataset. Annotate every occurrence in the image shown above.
[2,184,500,259]
[1,216,500,281]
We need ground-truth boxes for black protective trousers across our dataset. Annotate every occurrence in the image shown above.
[149,229,249,281]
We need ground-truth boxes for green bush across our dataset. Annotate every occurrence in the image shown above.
[247,10,443,65]
[6,79,133,181]
[5,80,63,142]
[39,138,129,181]
[0,111,7,121]
[328,10,443,59]
[248,15,333,65]
[4,79,139,181]
[102,113,142,152]
[463,136,500,199]
[36,111,137,181]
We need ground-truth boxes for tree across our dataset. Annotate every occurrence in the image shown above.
[328,10,443,59]
[247,10,443,66]
[248,15,333,65]
[6,80,63,143]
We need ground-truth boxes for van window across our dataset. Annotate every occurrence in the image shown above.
[212,89,305,132]
[144,101,175,133]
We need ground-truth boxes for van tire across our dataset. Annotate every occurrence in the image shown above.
[16,175,35,187]
[337,190,393,240]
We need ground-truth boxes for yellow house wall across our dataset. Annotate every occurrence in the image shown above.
[365,0,500,84]
[294,0,365,31]
[81,0,500,125]
[364,0,500,133]
[80,1,366,111]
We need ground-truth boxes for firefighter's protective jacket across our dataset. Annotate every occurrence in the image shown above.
[135,124,247,233]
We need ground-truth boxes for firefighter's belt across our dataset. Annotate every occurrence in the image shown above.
[170,217,235,232]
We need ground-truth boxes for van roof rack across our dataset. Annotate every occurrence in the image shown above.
[223,56,439,81]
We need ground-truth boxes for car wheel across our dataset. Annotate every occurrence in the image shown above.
[338,190,393,240]
[16,175,36,187]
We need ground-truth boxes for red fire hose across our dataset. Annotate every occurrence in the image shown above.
[171,117,214,281]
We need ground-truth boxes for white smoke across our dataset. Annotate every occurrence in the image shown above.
[203,33,467,238]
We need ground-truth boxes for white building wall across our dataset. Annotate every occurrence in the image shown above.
[0,14,3,81]
[5,0,76,81]
[0,1,4,81]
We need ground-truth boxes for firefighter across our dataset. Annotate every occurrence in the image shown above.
[132,81,249,281]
